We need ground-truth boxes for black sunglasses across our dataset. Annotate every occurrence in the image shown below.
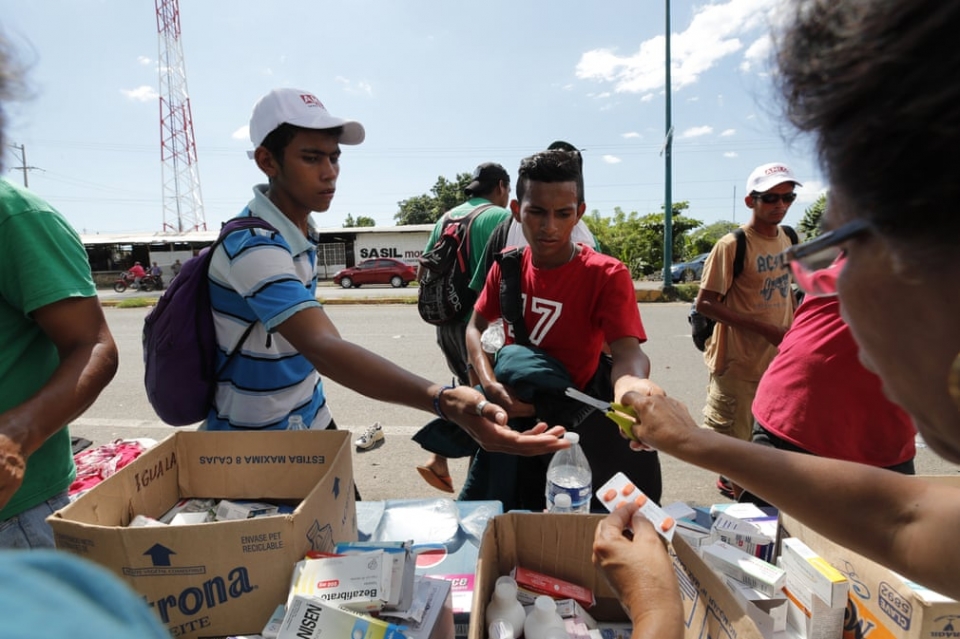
[783,218,872,269]
[752,191,798,205]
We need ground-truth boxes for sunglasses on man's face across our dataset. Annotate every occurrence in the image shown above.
[752,191,798,205]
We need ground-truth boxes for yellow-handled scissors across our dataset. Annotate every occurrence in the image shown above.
[564,387,639,441]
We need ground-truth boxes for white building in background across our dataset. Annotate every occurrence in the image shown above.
[79,224,433,281]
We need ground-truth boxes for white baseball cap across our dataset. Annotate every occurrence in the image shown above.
[745,162,802,194]
[248,88,365,153]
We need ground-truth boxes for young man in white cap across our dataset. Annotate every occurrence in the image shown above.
[204,88,567,464]
[694,162,801,497]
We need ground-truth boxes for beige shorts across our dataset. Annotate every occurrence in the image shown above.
[702,373,759,441]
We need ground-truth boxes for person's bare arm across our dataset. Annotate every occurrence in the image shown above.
[608,337,667,404]
[695,289,787,346]
[0,297,119,509]
[277,307,564,455]
[593,503,684,639]
[625,394,960,599]
[465,313,536,418]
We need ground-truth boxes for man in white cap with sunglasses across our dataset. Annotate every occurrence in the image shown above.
[202,88,567,468]
[694,162,802,498]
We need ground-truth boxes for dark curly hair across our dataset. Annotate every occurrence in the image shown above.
[516,149,584,205]
[774,0,960,247]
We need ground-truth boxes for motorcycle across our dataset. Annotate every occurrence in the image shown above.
[113,272,164,293]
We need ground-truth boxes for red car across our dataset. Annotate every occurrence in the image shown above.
[333,258,417,289]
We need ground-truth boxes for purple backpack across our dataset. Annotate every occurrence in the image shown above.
[142,216,277,425]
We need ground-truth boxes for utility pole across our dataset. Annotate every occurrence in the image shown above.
[661,0,675,290]
[732,185,737,224]
[7,143,37,188]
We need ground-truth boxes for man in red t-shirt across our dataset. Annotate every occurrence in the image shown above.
[127,262,146,288]
[463,149,662,511]
[747,258,916,501]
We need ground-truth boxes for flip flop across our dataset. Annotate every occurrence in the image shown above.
[416,465,455,493]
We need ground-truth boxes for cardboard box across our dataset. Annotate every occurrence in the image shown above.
[48,431,357,639]
[781,496,960,639]
[469,512,766,639]
[358,498,502,639]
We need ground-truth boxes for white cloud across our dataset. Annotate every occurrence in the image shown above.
[680,125,713,139]
[622,132,642,139]
[575,0,778,94]
[232,125,249,140]
[687,96,700,102]
[740,34,772,73]
[603,155,622,164]
[724,151,739,158]
[720,128,736,137]
[640,93,655,103]
[336,76,373,96]
[597,92,611,99]
[137,56,151,66]
[120,86,159,102]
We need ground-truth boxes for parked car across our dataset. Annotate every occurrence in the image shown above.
[670,253,709,283]
[333,258,417,289]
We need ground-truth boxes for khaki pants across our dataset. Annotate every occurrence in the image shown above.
[703,372,759,441]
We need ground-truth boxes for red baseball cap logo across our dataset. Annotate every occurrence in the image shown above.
[300,94,324,109]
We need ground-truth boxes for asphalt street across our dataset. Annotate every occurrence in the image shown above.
[75,291,958,509]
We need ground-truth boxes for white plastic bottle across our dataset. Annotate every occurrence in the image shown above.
[523,595,565,639]
[545,432,592,513]
[287,414,308,431]
[485,577,525,636]
[488,619,517,639]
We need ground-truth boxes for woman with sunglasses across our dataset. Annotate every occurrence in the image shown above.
[594,0,960,623]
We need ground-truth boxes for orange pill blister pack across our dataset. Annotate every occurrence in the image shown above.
[595,471,676,542]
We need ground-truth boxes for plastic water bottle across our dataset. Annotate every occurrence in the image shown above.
[523,595,565,639]
[481,319,506,353]
[545,432,592,513]
[287,414,308,431]
[485,576,525,635]
[550,493,573,513]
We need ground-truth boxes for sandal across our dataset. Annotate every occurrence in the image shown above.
[416,465,454,493]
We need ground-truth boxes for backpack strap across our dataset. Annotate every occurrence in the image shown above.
[482,216,513,277]
[496,246,530,346]
[732,227,747,279]
[781,224,799,245]
[211,213,278,377]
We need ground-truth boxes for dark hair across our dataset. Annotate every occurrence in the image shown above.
[465,178,508,199]
[515,150,584,204]
[259,123,344,168]
[775,0,960,247]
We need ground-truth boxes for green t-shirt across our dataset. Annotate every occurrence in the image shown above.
[0,179,94,519]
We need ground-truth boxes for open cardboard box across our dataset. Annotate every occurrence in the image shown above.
[780,476,960,639]
[469,512,766,639]
[48,430,357,639]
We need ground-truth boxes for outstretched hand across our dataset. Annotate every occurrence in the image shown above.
[618,393,701,454]
[442,386,567,456]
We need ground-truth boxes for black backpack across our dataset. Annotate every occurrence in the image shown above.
[417,204,495,325]
[689,225,799,351]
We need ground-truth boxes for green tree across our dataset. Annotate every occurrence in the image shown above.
[342,214,375,228]
[797,192,827,239]
[582,202,701,277]
[685,220,740,256]
[394,173,473,225]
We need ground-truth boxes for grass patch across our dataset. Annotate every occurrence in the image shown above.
[660,283,700,303]
[114,297,155,309]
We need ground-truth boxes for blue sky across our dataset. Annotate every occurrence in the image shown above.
[1,0,823,235]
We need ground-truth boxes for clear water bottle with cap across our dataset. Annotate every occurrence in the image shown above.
[545,432,592,513]
[287,414,308,431]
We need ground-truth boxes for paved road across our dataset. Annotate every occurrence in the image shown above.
[73,300,957,510]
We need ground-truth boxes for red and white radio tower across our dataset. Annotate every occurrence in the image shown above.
[155,0,206,233]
